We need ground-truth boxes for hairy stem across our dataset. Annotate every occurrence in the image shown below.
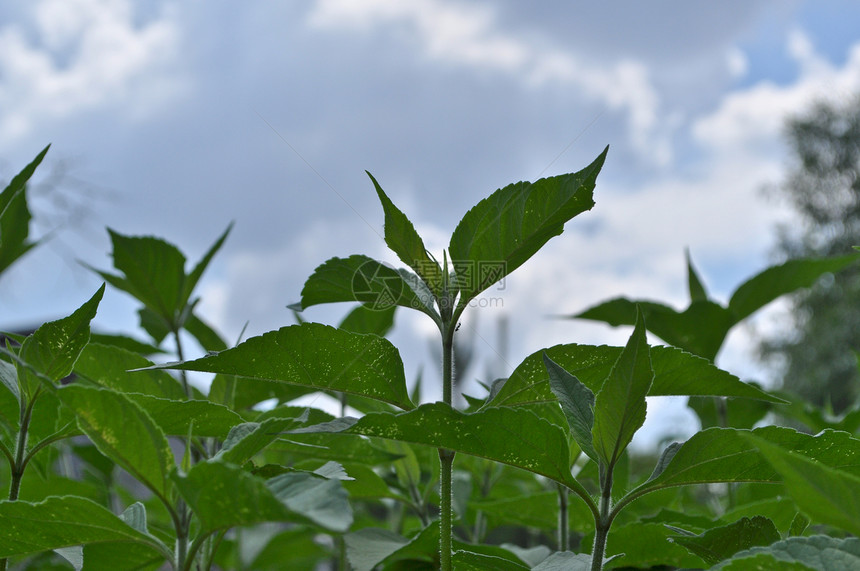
[557,483,569,551]
[439,322,456,571]
[591,463,614,571]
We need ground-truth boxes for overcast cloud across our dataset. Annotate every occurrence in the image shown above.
[2,0,860,447]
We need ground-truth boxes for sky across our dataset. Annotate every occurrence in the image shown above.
[2,0,860,449]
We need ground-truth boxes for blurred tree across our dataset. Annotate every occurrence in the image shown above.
[760,96,860,413]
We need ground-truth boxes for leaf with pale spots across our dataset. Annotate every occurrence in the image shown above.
[292,402,594,507]
[140,322,414,410]
[0,496,163,560]
[57,385,174,500]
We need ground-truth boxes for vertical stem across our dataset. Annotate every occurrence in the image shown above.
[557,483,569,551]
[2,393,38,571]
[439,324,456,571]
[591,464,614,571]
[174,329,192,400]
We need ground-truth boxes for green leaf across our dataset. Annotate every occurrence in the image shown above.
[632,427,860,498]
[711,535,860,570]
[292,402,593,506]
[448,147,607,307]
[0,145,49,275]
[574,298,733,361]
[743,432,860,536]
[173,461,352,533]
[124,394,244,438]
[0,496,161,559]
[143,322,414,410]
[57,385,174,500]
[789,513,810,537]
[183,222,232,307]
[452,550,528,570]
[183,312,228,353]
[532,552,595,570]
[668,516,781,566]
[18,285,105,395]
[338,304,396,336]
[728,253,860,322]
[686,249,708,302]
[688,391,773,429]
[543,354,597,461]
[592,309,653,468]
[86,333,165,356]
[73,343,186,400]
[471,491,594,534]
[583,521,704,569]
[0,360,19,405]
[490,343,783,409]
[368,171,443,297]
[297,255,439,321]
[214,415,310,466]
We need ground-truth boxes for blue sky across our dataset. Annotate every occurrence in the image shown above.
[2,0,860,447]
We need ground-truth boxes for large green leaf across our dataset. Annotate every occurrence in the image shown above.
[173,461,352,534]
[629,427,860,501]
[0,496,162,560]
[582,522,704,569]
[571,253,860,361]
[338,304,396,336]
[668,516,781,566]
[18,285,105,396]
[448,147,607,307]
[729,253,860,322]
[124,394,243,438]
[86,225,230,330]
[291,402,593,507]
[744,432,860,536]
[544,354,597,462]
[489,343,782,409]
[297,255,438,321]
[214,415,311,466]
[712,535,860,570]
[144,322,414,410]
[368,172,443,297]
[57,385,174,500]
[592,310,653,468]
[0,145,49,275]
[73,343,186,400]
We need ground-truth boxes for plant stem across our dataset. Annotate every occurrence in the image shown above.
[1,392,39,571]
[174,329,192,400]
[439,320,457,571]
[591,464,614,571]
[557,483,569,551]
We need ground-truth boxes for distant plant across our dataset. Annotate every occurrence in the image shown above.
[0,145,859,570]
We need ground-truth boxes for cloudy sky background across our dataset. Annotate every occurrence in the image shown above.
[3,0,860,448]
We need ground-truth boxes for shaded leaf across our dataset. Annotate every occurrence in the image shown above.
[73,343,186,400]
[532,552,595,570]
[174,461,352,534]
[712,535,860,570]
[668,515,780,566]
[448,147,607,307]
[686,249,708,302]
[452,550,528,570]
[744,432,860,536]
[338,304,396,336]
[543,354,597,461]
[125,394,243,438]
[292,402,593,506]
[143,322,414,410]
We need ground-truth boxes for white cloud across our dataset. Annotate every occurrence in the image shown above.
[693,30,860,156]
[0,0,184,145]
[307,0,669,165]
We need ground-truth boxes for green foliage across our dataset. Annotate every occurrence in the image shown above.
[2,144,860,571]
